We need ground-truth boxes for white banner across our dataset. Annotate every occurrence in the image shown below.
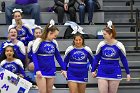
[0,67,32,93]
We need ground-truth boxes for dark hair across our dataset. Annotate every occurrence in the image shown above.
[0,45,18,62]
[103,25,116,38]
[40,23,59,41]
[72,33,85,46]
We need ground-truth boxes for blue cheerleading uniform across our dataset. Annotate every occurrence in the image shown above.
[64,46,93,83]
[9,24,34,46]
[92,41,130,80]
[27,40,34,63]
[32,38,65,78]
[0,59,25,77]
[0,40,26,64]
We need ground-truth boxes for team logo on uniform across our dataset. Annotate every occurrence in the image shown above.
[44,44,55,54]
[103,47,116,57]
[72,51,86,61]
[5,64,17,73]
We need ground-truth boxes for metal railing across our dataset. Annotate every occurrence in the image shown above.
[128,0,135,32]
[129,0,135,23]
[134,8,140,50]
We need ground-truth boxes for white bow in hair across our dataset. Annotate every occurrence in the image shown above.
[48,19,55,28]
[8,25,16,32]
[64,21,85,34]
[3,42,14,48]
[107,20,113,29]
[34,25,43,30]
[71,25,84,34]
[13,8,23,13]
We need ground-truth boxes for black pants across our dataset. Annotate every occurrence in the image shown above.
[54,6,76,24]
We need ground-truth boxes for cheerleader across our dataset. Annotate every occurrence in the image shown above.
[32,20,66,93]
[27,25,43,71]
[8,8,34,46]
[64,33,94,93]
[0,28,26,66]
[0,44,25,78]
[92,21,131,93]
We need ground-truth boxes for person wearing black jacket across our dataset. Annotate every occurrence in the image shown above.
[54,0,76,25]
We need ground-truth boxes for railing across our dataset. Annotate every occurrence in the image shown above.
[134,8,140,50]
[128,0,135,32]
[126,0,140,50]
[129,0,135,23]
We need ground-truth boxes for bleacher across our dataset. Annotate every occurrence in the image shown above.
[0,0,140,93]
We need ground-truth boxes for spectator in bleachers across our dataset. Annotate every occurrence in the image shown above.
[54,0,76,25]
[0,28,26,67]
[27,25,43,72]
[78,0,95,25]
[32,19,66,93]
[92,21,131,93]
[0,44,25,78]
[63,33,94,93]
[8,9,34,46]
[5,0,40,25]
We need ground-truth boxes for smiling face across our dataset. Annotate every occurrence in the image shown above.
[73,36,84,48]
[47,30,59,40]
[5,46,14,59]
[8,28,18,40]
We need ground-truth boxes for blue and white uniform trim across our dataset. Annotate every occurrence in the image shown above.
[64,45,93,83]
[32,38,65,77]
[93,40,130,80]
